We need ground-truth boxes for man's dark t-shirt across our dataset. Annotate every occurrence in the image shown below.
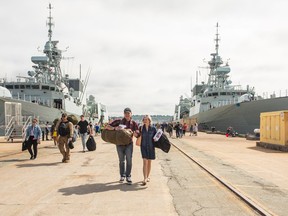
[77,120,89,134]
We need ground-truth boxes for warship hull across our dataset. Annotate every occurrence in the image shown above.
[189,97,288,134]
[0,98,81,126]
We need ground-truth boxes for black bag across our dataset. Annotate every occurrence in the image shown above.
[68,140,74,149]
[22,140,28,151]
[86,136,96,151]
[154,133,171,153]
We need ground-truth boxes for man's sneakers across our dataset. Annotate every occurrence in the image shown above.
[119,176,132,185]
[126,176,132,185]
[119,176,125,183]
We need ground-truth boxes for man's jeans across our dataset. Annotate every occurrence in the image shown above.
[116,143,133,177]
[80,133,87,150]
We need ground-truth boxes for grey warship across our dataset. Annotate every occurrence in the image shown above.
[174,23,288,134]
[0,4,86,132]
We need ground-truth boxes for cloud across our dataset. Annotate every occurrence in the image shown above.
[1,0,288,116]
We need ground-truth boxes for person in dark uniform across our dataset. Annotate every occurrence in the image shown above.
[45,122,50,140]
[140,115,157,186]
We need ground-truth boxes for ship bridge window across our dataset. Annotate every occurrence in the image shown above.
[32,85,39,89]
[42,85,49,90]
[208,93,212,96]
[5,85,14,89]
[220,92,226,96]
[50,87,55,91]
[14,85,19,89]
[26,85,31,89]
[212,92,218,96]
[20,85,25,89]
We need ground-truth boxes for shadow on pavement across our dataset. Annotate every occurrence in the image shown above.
[0,159,28,163]
[16,162,61,168]
[59,181,146,195]
[43,146,58,149]
[247,146,287,153]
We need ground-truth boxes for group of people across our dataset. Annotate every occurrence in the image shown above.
[189,123,198,136]
[24,107,159,187]
[171,122,198,138]
[24,113,93,162]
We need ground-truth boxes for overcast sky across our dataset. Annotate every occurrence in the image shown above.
[1,0,288,116]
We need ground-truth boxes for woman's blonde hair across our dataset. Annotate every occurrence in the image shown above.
[142,115,152,125]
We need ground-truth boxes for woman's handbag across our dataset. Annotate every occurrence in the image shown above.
[136,135,141,146]
[135,126,142,146]
[22,140,28,151]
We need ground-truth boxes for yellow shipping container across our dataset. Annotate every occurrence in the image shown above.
[260,111,288,145]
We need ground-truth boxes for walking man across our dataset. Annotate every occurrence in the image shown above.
[56,113,73,163]
[77,115,91,152]
[106,108,139,185]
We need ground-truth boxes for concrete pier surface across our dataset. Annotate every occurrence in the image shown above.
[0,137,176,216]
[169,132,288,216]
[0,133,287,215]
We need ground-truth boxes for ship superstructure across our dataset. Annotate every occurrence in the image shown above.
[174,23,288,134]
[0,4,88,136]
[189,23,255,116]
[0,4,86,116]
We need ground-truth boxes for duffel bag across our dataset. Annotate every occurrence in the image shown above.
[86,136,96,151]
[67,114,79,125]
[101,130,117,144]
[101,129,133,145]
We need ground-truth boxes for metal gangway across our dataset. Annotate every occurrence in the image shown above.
[4,102,33,142]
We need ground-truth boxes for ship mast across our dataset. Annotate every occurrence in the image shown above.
[29,3,64,85]
[44,3,63,84]
[215,22,220,56]
[47,3,53,43]
[206,22,225,90]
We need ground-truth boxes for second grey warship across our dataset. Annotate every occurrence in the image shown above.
[174,23,288,134]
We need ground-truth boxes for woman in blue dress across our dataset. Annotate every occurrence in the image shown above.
[140,115,157,186]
